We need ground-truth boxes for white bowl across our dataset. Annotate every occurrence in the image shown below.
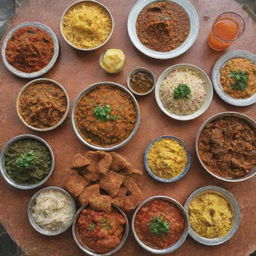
[155,64,213,121]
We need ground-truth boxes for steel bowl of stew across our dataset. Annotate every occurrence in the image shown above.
[71,81,140,151]
[1,22,59,79]
[72,205,129,256]
[196,111,256,182]
[132,196,189,254]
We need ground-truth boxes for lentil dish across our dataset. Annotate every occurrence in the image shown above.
[62,1,112,49]
[220,58,256,99]
[136,1,190,52]
[76,208,126,253]
[75,84,137,147]
[130,71,154,94]
[5,26,54,73]
[18,82,67,129]
[135,199,185,249]
[198,116,256,178]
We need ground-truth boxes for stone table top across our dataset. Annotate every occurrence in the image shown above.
[0,0,255,256]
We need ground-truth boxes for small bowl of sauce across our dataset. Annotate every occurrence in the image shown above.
[127,67,156,96]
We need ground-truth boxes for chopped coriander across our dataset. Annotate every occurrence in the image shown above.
[93,104,119,122]
[100,218,111,231]
[15,150,35,169]
[88,223,95,231]
[148,216,170,236]
[229,70,248,91]
[173,84,191,99]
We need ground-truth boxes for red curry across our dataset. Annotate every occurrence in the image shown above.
[135,199,185,249]
[77,208,126,253]
[5,26,54,73]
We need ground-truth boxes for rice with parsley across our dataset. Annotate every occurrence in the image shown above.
[159,69,206,116]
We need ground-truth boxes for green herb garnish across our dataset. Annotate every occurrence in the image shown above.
[229,70,248,91]
[173,84,191,99]
[93,104,119,122]
[148,216,170,236]
[100,218,111,231]
[15,150,35,169]
[88,223,95,231]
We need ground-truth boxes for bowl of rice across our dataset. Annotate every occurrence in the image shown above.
[155,64,213,121]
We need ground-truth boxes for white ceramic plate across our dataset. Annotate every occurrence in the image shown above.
[127,0,199,59]
[155,64,213,121]
[212,50,256,106]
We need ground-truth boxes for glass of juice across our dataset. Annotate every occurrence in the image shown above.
[208,12,245,51]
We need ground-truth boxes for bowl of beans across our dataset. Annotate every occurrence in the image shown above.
[132,196,189,254]
[127,67,156,96]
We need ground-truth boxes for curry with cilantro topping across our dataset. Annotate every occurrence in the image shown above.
[76,208,126,253]
[134,199,185,249]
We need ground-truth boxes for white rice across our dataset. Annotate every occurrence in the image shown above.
[159,69,207,116]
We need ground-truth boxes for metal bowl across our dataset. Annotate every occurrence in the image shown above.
[132,196,189,254]
[184,186,240,246]
[212,50,256,107]
[16,78,70,132]
[28,186,76,236]
[127,0,199,59]
[72,205,129,256]
[155,64,213,121]
[60,0,114,51]
[144,136,191,183]
[127,67,156,96]
[195,111,256,182]
[1,22,59,79]
[71,81,140,151]
[0,134,55,190]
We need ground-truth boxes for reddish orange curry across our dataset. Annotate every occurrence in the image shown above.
[77,208,126,253]
[135,199,185,249]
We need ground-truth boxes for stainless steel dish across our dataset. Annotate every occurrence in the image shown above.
[71,81,140,151]
[127,67,156,96]
[155,63,213,121]
[72,205,129,256]
[0,134,55,190]
[60,0,114,51]
[212,50,256,106]
[127,0,199,59]
[132,196,189,254]
[144,136,191,183]
[16,78,70,132]
[184,186,240,246]
[195,111,256,182]
[1,22,59,79]
[28,186,76,236]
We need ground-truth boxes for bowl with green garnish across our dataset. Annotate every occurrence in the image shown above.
[0,134,54,190]
[155,64,213,121]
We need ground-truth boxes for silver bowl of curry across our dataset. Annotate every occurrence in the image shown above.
[132,196,189,254]
[127,0,199,59]
[71,81,140,151]
[1,22,59,79]
[212,50,256,106]
[72,205,129,256]
[16,78,70,132]
[196,112,256,182]
[0,134,55,190]
[184,186,240,246]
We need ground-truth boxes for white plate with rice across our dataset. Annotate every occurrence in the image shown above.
[155,64,213,121]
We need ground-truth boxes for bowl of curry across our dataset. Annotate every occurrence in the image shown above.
[72,82,140,151]
[127,0,199,59]
[72,205,129,256]
[1,22,59,79]
[16,78,70,132]
[132,196,188,254]
[184,186,240,246]
[212,50,256,106]
[196,112,256,182]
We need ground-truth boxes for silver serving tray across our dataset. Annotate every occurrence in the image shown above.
[127,0,199,59]
[212,50,256,106]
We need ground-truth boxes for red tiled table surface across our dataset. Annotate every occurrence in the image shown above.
[0,0,255,255]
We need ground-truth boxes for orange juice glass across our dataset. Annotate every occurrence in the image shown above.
[208,12,245,51]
